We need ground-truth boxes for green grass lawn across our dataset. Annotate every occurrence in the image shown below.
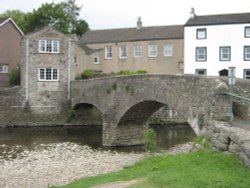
[52,151,250,188]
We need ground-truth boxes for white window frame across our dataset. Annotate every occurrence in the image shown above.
[119,45,127,59]
[93,56,100,64]
[244,69,250,79]
[148,44,157,57]
[0,64,8,73]
[105,46,112,59]
[195,69,207,75]
[38,68,59,81]
[163,44,173,57]
[244,46,250,61]
[220,46,231,61]
[133,45,142,58]
[197,28,206,39]
[196,47,207,61]
[39,40,60,53]
[245,27,250,38]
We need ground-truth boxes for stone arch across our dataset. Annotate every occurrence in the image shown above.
[118,100,166,126]
[73,103,103,125]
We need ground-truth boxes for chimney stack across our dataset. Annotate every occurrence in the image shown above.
[190,7,196,19]
[137,17,142,30]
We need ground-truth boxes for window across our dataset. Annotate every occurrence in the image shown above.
[39,40,60,53]
[195,69,207,75]
[244,46,250,61]
[133,45,142,57]
[245,27,250,38]
[220,46,231,61]
[163,44,173,57]
[119,45,127,59]
[148,44,157,57]
[196,47,207,61]
[105,46,112,59]
[38,68,59,81]
[244,69,250,79]
[0,64,8,73]
[197,28,206,39]
[93,56,100,64]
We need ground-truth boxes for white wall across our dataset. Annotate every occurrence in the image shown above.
[184,23,250,78]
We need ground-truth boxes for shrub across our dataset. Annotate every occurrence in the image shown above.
[80,69,94,79]
[8,64,21,87]
[143,128,159,152]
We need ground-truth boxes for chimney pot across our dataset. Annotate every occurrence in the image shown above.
[190,7,196,19]
[137,17,142,29]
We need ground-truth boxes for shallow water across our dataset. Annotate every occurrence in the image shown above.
[0,124,196,159]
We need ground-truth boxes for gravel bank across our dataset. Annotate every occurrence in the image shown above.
[0,142,193,188]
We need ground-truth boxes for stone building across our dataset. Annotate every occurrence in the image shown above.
[78,18,184,75]
[0,17,24,87]
[21,27,83,114]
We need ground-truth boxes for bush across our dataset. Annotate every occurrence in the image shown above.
[81,69,94,79]
[143,128,159,152]
[8,64,20,87]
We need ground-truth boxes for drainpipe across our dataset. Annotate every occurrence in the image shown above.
[67,41,72,101]
[25,38,29,101]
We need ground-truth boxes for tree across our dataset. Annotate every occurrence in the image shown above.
[0,0,89,34]
[8,65,20,87]
[24,0,89,34]
[0,10,27,32]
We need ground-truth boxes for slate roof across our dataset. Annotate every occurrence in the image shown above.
[79,25,184,44]
[185,12,250,26]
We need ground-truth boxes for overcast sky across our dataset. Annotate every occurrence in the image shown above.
[1,0,250,29]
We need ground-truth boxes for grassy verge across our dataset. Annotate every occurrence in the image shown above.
[51,150,250,188]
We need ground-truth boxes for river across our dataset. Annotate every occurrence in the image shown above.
[0,124,196,187]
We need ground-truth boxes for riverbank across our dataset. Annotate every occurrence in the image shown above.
[0,142,193,188]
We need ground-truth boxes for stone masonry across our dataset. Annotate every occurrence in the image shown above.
[71,74,233,146]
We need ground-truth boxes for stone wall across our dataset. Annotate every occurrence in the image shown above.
[205,121,250,167]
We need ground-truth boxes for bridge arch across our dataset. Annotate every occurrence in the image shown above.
[73,103,103,126]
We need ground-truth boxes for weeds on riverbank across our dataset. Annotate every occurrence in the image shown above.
[51,150,250,188]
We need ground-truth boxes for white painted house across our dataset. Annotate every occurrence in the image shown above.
[184,10,250,79]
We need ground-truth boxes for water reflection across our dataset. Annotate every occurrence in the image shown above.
[0,124,196,159]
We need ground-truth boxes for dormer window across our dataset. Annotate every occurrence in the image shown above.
[197,28,206,39]
[39,40,60,53]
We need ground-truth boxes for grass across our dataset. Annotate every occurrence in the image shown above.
[51,150,250,188]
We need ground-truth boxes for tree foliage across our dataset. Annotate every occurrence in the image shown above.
[0,0,89,36]
[0,10,26,32]
[8,65,21,87]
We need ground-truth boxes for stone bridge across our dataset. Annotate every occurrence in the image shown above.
[71,74,233,146]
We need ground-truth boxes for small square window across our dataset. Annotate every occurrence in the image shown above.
[93,56,100,64]
[196,47,207,61]
[197,28,206,39]
[220,46,231,61]
[195,69,207,75]
[244,69,250,79]
[244,46,250,61]
[0,64,8,73]
[245,27,250,38]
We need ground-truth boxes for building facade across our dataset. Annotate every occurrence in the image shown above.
[21,27,82,114]
[184,11,250,79]
[0,17,23,87]
[79,18,184,75]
